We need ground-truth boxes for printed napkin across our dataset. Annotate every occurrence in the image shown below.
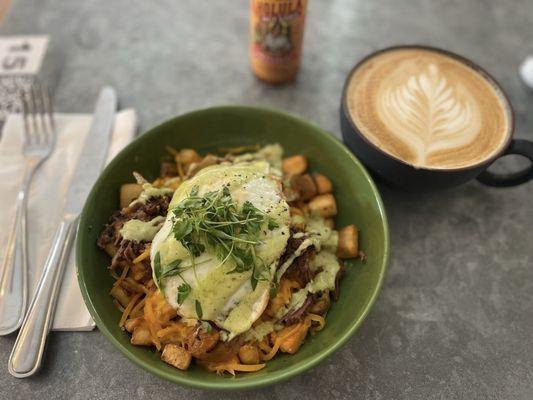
[0,109,137,331]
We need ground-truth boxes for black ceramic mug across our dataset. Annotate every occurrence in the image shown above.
[340,45,533,191]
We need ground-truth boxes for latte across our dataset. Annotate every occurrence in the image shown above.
[345,48,511,169]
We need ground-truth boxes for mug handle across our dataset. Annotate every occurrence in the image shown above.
[477,139,533,187]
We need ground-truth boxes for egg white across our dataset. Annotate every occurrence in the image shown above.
[150,161,290,340]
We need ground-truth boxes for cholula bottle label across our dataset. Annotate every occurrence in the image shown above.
[250,0,308,84]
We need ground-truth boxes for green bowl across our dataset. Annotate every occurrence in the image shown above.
[76,106,389,390]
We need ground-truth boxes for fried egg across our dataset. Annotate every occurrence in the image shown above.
[150,161,290,340]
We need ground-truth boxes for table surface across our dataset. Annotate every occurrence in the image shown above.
[1,0,533,399]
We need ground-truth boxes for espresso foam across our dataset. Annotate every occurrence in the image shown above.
[346,48,511,169]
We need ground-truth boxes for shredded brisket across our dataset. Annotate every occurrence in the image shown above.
[122,195,171,221]
[284,248,315,287]
[278,230,315,287]
[112,240,146,267]
[281,295,315,325]
[97,194,171,267]
[278,229,306,266]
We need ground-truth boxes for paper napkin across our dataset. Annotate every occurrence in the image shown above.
[0,109,137,331]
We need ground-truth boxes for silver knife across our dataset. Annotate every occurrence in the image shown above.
[8,87,117,378]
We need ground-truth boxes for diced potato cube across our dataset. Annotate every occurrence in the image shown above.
[186,328,220,357]
[187,154,218,176]
[324,218,335,229]
[283,187,300,202]
[177,149,201,165]
[336,225,359,259]
[120,183,143,209]
[282,155,307,176]
[308,194,337,218]
[110,285,130,308]
[131,263,148,281]
[238,344,261,365]
[124,317,142,333]
[161,344,192,370]
[291,214,306,231]
[290,174,317,201]
[290,206,304,216]
[104,243,117,257]
[313,174,333,194]
[131,325,153,346]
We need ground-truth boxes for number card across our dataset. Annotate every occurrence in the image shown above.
[0,35,49,75]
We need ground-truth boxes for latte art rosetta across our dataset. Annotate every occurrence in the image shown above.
[346,48,510,169]
[378,64,481,167]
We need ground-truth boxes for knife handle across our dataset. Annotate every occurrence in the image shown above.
[8,216,78,378]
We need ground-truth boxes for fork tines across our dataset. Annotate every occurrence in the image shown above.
[20,82,55,148]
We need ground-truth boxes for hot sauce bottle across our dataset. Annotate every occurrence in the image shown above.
[250,0,308,84]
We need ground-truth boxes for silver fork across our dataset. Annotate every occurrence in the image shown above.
[0,82,55,335]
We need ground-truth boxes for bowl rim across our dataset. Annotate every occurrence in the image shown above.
[76,105,390,390]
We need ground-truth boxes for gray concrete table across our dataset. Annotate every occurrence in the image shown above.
[1,0,532,399]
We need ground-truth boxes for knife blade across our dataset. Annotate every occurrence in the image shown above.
[8,87,117,378]
[64,86,117,215]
